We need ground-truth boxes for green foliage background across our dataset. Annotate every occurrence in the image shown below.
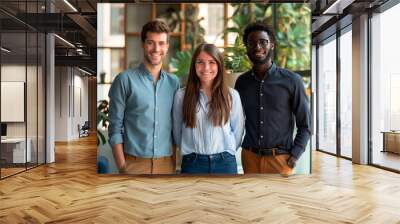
[170,3,311,76]
[224,3,311,73]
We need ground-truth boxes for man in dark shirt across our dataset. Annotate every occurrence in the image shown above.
[234,22,311,176]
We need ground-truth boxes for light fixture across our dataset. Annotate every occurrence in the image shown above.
[78,67,92,76]
[63,0,78,12]
[54,34,75,48]
[1,47,11,53]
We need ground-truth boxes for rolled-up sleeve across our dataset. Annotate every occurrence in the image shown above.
[172,89,184,148]
[108,74,126,146]
[230,89,245,150]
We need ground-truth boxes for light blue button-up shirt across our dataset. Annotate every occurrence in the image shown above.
[108,63,180,158]
[173,87,245,156]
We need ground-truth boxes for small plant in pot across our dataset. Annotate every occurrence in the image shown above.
[97,100,109,146]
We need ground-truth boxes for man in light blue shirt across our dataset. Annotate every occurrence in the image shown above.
[108,20,180,174]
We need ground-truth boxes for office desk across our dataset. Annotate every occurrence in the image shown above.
[1,138,31,163]
[382,131,400,154]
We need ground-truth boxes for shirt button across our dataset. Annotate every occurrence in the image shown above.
[154,135,157,138]
[261,80,264,83]
[260,93,263,96]
[260,135,264,138]
[260,121,263,124]
[260,107,264,110]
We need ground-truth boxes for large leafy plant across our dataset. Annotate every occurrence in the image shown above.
[223,5,252,73]
[170,50,193,78]
[223,36,252,73]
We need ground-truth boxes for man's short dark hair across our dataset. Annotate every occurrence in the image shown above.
[243,22,276,46]
[141,20,170,43]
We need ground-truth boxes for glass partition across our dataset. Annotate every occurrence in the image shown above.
[339,28,352,158]
[371,3,400,171]
[1,30,28,177]
[0,0,46,179]
[317,36,337,155]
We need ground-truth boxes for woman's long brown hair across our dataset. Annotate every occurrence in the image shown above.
[182,43,232,128]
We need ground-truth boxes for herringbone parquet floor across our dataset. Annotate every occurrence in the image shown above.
[1,135,400,223]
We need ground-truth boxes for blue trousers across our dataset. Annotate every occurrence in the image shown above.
[181,151,237,174]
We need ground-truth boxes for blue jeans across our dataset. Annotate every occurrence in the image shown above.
[181,152,238,174]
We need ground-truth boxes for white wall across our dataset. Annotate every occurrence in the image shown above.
[55,66,69,141]
[54,67,89,141]
[1,64,46,164]
[1,65,35,138]
[72,71,89,138]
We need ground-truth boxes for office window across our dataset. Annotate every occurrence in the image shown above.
[126,4,151,33]
[97,48,124,103]
[317,36,337,154]
[110,4,124,35]
[371,3,400,171]
[199,3,225,47]
[340,28,352,158]
[110,49,125,81]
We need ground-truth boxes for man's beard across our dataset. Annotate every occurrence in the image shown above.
[144,53,162,66]
[250,50,273,65]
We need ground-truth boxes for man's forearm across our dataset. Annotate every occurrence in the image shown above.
[112,144,126,169]
[291,127,311,159]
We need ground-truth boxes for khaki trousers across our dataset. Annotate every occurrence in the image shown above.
[124,154,176,174]
[241,148,294,176]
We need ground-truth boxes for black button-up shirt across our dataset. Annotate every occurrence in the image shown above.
[234,62,311,159]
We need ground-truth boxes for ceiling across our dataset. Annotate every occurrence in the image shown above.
[1,0,397,74]
[0,0,97,75]
[311,0,390,43]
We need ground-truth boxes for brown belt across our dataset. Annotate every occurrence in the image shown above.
[245,147,289,156]
[124,154,172,161]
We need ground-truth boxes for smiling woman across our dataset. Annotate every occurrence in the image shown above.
[194,52,218,90]
[173,43,245,174]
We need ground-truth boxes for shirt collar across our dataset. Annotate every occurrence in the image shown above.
[138,63,165,81]
[250,61,277,80]
[199,89,208,100]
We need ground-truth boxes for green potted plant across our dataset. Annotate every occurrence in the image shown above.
[170,49,193,86]
[97,100,109,146]
[223,6,253,87]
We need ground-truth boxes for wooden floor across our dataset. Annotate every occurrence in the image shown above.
[0,167,26,178]
[1,135,400,223]
[372,150,400,171]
